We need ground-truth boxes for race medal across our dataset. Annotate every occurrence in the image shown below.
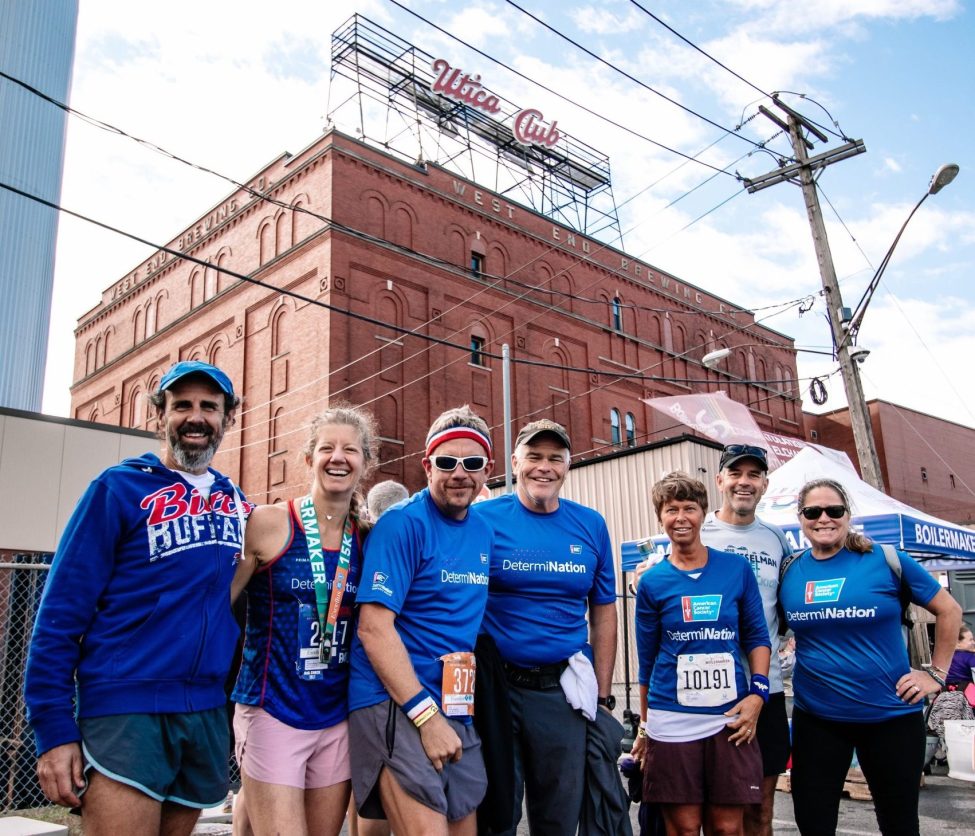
[440,651,476,717]
[297,603,325,680]
[675,652,735,707]
[295,496,354,669]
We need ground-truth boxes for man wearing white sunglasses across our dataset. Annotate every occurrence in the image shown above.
[349,405,495,836]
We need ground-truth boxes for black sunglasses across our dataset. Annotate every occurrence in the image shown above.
[799,505,847,521]
[430,455,488,473]
[724,444,766,456]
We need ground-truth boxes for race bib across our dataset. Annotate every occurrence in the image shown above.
[297,603,350,678]
[675,652,735,707]
[440,651,476,717]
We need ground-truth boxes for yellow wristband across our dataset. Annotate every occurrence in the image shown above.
[413,704,440,728]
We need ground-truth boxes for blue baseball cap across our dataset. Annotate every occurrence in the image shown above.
[159,360,235,399]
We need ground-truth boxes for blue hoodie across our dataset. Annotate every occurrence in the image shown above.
[24,452,250,755]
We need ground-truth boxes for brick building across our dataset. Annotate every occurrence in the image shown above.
[70,129,801,500]
[806,401,975,526]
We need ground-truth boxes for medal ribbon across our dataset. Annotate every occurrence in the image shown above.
[296,495,354,664]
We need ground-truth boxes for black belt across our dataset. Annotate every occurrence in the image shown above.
[503,660,568,691]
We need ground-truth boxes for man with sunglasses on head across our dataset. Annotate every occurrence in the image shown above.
[348,406,495,836]
[474,419,621,836]
[702,444,791,836]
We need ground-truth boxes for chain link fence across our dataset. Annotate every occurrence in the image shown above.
[0,556,241,815]
[1,556,50,812]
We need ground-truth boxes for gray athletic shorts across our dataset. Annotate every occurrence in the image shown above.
[349,700,486,822]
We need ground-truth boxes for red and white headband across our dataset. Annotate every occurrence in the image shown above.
[425,426,493,458]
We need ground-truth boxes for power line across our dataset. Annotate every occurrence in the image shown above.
[381,0,741,178]
[504,0,776,153]
[627,0,773,101]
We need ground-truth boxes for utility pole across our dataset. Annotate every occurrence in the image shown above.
[746,100,885,492]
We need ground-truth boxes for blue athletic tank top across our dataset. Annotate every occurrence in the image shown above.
[232,500,360,729]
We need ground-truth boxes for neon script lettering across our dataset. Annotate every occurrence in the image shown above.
[431,59,501,114]
[513,108,560,148]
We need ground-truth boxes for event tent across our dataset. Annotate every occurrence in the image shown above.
[620,446,975,572]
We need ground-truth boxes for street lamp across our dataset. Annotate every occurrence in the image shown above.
[843,164,959,342]
[833,163,960,491]
[702,345,833,369]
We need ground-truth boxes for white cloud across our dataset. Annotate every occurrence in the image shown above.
[727,0,961,33]
[570,4,646,36]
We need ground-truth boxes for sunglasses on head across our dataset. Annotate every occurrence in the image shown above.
[799,505,847,521]
[724,444,766,457]
[430,455,488,473]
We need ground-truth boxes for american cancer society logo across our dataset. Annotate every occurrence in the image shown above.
[681,594,722,622]
[371,571,393,597]
[805,578,845,604]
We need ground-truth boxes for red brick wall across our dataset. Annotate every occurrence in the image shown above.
[71,131,803,502]
[805,402,975,526]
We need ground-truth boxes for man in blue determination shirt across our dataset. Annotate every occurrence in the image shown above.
[476,419,619,835]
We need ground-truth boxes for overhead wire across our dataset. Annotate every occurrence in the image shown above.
[4,178,810,450]
[1,61,816,468]
[1,64,811,451]
[503,0,776,153]
[382,0,744,177]
[0,66,784,435]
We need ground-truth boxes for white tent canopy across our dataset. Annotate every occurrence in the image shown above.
[621,446,975,571]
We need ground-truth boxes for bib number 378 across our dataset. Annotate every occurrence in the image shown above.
[440,651,476,717]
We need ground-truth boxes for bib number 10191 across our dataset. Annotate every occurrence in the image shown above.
[675,652,735,707]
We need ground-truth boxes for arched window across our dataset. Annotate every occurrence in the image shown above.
[610,408,621,446]
[611,296,623,331]
[625,412,636,448]
[133,308,144,344]
[271,306,290,357]
[190,270,204,309]
[128,387,142,429]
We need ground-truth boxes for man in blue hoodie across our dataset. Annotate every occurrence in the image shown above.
[24,361,250,836]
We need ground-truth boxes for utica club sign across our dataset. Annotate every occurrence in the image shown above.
[431,58,560,149]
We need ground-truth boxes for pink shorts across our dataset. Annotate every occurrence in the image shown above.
[233,704,350,790]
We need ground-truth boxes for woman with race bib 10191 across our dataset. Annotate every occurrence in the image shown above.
[632,471,770,836]
[780,478,961,836]
[230,406,379,836]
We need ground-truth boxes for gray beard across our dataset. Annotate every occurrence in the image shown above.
[167,433,219,473]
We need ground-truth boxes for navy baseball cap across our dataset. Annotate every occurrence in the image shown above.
[159,361,235,398]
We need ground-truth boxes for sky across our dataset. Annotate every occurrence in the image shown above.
[35,0,975,434]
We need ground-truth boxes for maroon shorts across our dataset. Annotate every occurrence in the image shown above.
[643,727,763,806]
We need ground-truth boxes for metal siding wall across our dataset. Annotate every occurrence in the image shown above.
[0,0,79,410]
[0,413,153,552]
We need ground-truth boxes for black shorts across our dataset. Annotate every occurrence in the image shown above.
[756,692,791,777]
[79,708,229,808]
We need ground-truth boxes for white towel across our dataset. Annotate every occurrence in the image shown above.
[560,650,598,721]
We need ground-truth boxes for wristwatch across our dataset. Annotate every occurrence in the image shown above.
[597,694,616,711]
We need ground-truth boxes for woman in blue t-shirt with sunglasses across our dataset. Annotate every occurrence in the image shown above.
[780,478,961,836]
